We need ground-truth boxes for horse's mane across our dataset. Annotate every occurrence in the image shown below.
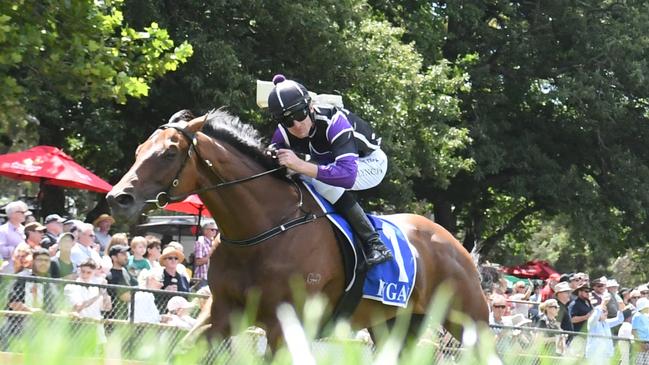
[201,109,280,172]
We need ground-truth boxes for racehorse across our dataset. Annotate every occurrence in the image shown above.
[107,109,489,349]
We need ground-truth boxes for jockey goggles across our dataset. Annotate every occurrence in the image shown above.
[275,105,310,129]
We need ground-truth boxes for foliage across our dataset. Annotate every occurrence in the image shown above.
[0,0,192,171]
[341,19,473,210]
[6,0,649,271]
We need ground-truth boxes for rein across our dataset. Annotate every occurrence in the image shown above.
[149,122,325,246]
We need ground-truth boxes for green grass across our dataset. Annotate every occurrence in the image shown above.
[0,284,629,365]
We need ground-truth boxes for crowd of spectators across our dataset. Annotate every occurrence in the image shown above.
[0,200,219,342]
[487,269,649,363]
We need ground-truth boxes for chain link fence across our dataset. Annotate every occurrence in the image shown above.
[1,273,648,364]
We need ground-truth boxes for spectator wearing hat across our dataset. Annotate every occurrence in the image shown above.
[193,222,217,288]
[606,279,623,318]
[585,294,624,361]
[554,282,574,332]
[541,273,561,302]
[70,223,102,273]
[160,246,190,293]
[24,222,46,250]
[166,241,190,278]
[62,218,84,238]
[633,298,649,363]
[570,282,594,332]
[40,214,65,251]
[105,244,136,320]
[568,273,583,291]
[50,232,75,279]
[0,201,29,273]
[92,214,115,253]
[629,289,643,310]
[163,296,196,330]
[590,276,608,306]
[639,284,649,299]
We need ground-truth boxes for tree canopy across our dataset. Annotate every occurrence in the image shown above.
[4,0,649,270]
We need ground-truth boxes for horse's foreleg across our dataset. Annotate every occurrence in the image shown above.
[182,296,213,345]
[206,297,233,342]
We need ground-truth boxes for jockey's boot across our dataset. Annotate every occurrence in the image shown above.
[336,193,393,268]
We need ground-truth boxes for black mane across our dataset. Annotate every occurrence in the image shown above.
[201,109,280,171]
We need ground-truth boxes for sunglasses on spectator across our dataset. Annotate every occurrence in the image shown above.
[642,291,649,295]
[276,105,310,129]
[166,257,179,261]
[493,305,506,309]
[632,296,642,299]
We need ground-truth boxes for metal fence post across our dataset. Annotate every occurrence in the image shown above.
[130,286,135,324]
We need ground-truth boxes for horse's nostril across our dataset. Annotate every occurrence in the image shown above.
[113,193,135,207]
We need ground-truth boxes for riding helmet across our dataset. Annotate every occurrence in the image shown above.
[267,74,311,119]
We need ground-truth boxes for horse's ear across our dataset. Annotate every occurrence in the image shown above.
[169,109,195,124]
[186,114,207,133]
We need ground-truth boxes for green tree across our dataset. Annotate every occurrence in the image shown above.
[437,0,649,259]
[0,0,192,215]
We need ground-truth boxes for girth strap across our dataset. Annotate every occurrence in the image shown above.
[219,212,325,246]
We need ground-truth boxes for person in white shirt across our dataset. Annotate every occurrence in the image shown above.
[64,258,111,344]
[70,223,102,272]
[133,268,162,324]
[618,308,635,365]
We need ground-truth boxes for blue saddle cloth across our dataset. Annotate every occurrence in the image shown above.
[303,182,417,308]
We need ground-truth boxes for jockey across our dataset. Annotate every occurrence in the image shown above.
[267,74,393,268]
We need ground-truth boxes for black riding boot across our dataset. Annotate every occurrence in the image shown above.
[334,192,393,268]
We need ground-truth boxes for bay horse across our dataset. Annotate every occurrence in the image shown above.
[106,109,489,348]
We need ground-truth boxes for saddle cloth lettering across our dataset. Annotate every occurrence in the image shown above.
[303,181,417,308]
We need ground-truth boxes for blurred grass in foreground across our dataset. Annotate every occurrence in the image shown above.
[0,283,599,364]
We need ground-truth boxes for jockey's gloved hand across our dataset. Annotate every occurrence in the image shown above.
[265,144,310,162]
[264,144,279,159]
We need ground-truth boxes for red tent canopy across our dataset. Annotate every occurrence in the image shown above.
[164,194,211,217]
[501,259,559,280]
[0,146,112,193]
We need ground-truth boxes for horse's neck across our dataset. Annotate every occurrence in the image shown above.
[198,170,312,243]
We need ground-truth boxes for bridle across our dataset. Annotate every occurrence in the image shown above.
[145,121,323,246]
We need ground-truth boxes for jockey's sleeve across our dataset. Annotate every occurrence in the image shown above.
[270,127,288,149]
[316,113,359,188]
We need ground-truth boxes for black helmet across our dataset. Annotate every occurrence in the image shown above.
[267,74,311,119]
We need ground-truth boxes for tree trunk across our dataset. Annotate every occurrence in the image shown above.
[39,184,65,219]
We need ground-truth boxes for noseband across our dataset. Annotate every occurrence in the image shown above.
[146,122,323,246]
